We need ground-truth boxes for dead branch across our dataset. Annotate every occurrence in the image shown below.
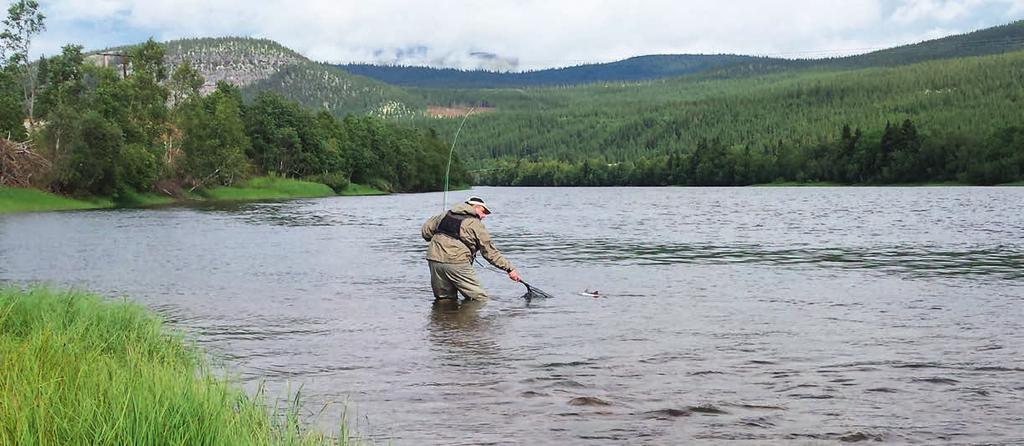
[188,167,221,193]
[0,138,51,187]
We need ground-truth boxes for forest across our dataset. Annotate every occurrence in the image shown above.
[0,2,467,201]
[477,120,1024,186]
[3,1,1021,195]
[414,49,1024,186]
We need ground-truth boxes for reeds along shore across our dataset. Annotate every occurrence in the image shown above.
[0,287,350,445]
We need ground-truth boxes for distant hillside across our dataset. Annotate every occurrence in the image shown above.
[822,19,1024,69]
[161,37,421,117]
[340,20,1024,88]
[339,54,772,88]
[413,49,1024,170]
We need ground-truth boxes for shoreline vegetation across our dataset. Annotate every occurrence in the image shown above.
[0,177,388,214]
[3,178,1021,215]
[0,287,351,445]
[1,35,472,216]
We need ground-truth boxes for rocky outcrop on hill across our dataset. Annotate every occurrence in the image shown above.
[159,37,420,116]
[164,38,305,93]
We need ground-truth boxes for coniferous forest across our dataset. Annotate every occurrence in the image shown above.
[414,46,1024,186]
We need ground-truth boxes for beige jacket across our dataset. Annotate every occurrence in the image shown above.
[421,203,515,272]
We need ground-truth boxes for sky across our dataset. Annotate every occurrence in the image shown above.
[28,0,1024,71]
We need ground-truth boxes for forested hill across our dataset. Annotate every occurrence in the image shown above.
[819,19,1024,69]
[414,49,1024,186]
[339,54,767,88]
[158,37,423,117]
[339,21,1024,88]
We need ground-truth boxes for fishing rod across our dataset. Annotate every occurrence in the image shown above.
[442,107,475,212]
[439,110,554,299]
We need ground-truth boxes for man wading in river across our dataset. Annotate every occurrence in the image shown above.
[422,196,521,303]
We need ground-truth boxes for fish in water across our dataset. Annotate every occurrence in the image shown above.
[581,289,601,298]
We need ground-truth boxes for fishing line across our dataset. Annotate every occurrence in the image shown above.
[442,107,475,212]
[439,107,554,299]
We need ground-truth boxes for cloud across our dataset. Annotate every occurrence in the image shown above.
[29,0,1024,69]
[890,0,1024,24]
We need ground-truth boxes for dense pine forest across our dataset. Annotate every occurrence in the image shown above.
[0,3,468,200]
[412,48,1024,186]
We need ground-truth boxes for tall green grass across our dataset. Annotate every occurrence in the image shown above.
[201,176,336,201]
[338,183,388,196]
[0,288,350,445]
[0,187,112,214]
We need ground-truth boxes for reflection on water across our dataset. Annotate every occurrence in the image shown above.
[427,300,503,367]
[1,186,1023,444]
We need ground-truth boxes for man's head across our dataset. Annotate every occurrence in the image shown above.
[465,196,491,219]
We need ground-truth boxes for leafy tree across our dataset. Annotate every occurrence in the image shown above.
[36,44,84,115]
[58,111,123,196]
[178,85,249,186]
[0,65,23,138]
[129,38,167,81]
[0,0,44,125]
[168,60,203,107]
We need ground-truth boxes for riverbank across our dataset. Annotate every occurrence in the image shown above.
[0,177,389,214]
[338,182,389,196]
[198,176,337,201]
[0,287,350,445]
[0,187,113,213]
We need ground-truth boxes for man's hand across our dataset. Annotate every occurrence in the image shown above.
[508,269,521,282]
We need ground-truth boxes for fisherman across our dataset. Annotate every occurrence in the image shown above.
[421,196,521,303]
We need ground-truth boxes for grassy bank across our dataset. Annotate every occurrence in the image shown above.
[338,183,388,196]
[0,187,113,214]
[0,287,349,445]
[751,181,844,187]
[200,176,337,201]
[0,176,396,216]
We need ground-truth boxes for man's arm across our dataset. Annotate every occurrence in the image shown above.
[468,223,514,272]
[421,214,442,242]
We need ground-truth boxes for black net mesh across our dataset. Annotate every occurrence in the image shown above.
[522,282,556,300]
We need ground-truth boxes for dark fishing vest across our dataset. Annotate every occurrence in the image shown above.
[435,211,477,253]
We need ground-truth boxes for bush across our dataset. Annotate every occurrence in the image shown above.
[305,172,350,193]
[59,111,122,196]
[117,143,160,192]
[366,177,392,193]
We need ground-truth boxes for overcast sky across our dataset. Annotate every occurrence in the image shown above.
[29,0,1024,70]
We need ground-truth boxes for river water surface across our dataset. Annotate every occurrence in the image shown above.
[2,187,1023,444]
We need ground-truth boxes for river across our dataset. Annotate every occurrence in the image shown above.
[2,187,1023,444]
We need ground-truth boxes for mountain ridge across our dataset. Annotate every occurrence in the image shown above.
[337,20,1024,88]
